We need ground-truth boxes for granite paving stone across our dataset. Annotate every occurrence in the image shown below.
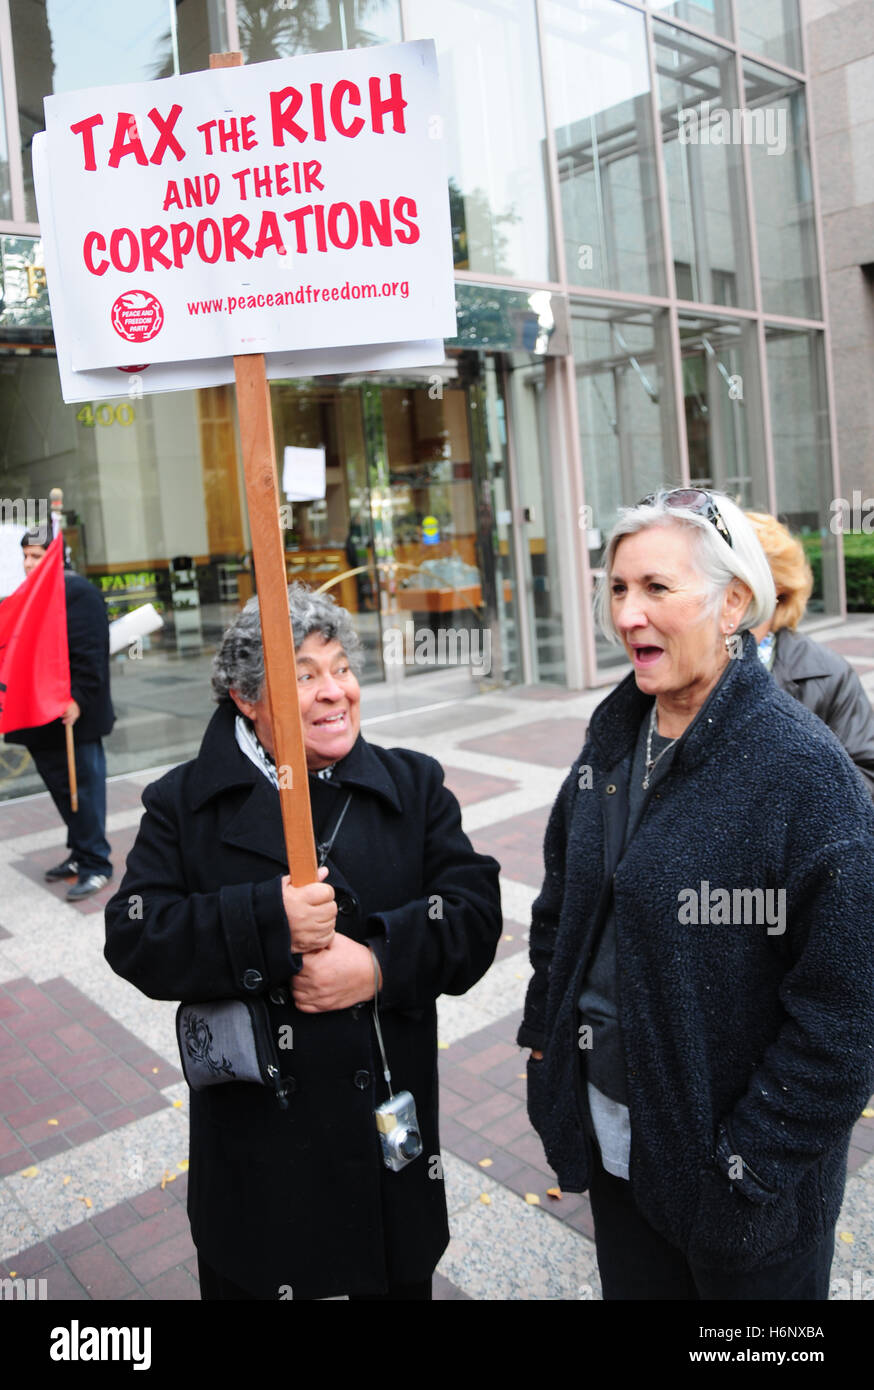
[437,1067,500,1105]
[455,1089,518,1130]
[470,811,551,890]
[67,1242,139,1299]
[17,1069,66,1101]
[458,717,588,768]
[30,1135,73,1160]
[143,1265,200,1300]
[1,1238,54,1277]
[92,1200,141,1238]
[131,1187,181,1220]
[565,1201,597,1240]
[437,1087,471,1119]
[126,1229,198,1284]
[479,1105,535,1146]
[39,1266,91,1300]
[0,1151,30,1177]
[108,1206,194,1261]
[445,1130,527,1181]
[459,1041,518,1076]
[50,1221,102,1258]
[502,1163,564,1204]
[441,765,519,807]
[505,1131,556,1170]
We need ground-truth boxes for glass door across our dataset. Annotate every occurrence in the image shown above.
[501,355,567,684]
[271,369,497,686]
[270,380,384,679]
[374,369,493,680]
[482,354,567,685]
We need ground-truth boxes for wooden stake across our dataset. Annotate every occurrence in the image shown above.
[65,722,78,813]
[211,51,317,885]
[234,355,316,882]
[52,496,79,813]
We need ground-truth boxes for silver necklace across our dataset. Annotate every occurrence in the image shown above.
[643,705,679,789]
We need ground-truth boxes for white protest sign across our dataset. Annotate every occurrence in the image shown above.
[283,447,326,502]
[108,603,164,655]
[34,131,443,401]
[0,527,26,598]
[41,41,456,373]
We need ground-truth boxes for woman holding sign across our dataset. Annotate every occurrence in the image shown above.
[105,584,501,1300]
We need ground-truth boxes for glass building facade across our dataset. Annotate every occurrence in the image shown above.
[0,0,840,793]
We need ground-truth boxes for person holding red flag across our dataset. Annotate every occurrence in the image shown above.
[1,529,115,900]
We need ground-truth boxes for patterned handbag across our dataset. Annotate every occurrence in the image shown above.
[175,997,292,1107]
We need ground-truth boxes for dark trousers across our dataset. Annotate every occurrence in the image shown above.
[588,1154,835,1300]
[197,1253,432,1302]
[30,739,112,877]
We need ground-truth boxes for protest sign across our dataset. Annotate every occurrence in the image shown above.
[41,41,455,373]
[283,447,326,502]
[0,527,25,598]
[34,130,443,402]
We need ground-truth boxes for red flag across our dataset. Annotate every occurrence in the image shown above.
[0,533,70,733]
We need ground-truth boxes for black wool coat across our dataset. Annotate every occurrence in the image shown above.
[518,635,874,1273]
[5,572,115,751]
[104,701,501,1298]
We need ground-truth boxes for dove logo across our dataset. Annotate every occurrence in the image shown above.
[111,289,164,343]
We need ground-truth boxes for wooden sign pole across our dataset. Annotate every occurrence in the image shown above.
[65,724,78,814]
[53,508,79,813]
[211,51,317,886]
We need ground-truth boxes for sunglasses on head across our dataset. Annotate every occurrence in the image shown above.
[637,488,734,549]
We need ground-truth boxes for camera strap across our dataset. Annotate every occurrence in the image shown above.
[316,792,353,867]
[369,947,393,1101]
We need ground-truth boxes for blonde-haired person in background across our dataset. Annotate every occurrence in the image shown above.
[747,511,874,797]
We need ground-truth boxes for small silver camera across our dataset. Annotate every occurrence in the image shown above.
[375,1090,423,1172]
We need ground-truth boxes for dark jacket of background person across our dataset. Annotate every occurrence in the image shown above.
[4,573,114,750]
[104,701,501,1299]
[518,636,874,1275]
[771,627,874,795]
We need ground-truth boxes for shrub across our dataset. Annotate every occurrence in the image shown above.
[803,532,874,611]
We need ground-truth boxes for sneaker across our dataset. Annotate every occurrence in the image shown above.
[45,857,79,881]
[66,873,111,902]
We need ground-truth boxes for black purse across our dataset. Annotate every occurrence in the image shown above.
[175,793,352,1106]
[176,996,292,1105]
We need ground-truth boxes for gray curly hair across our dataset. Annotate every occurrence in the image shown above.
[212,583,363,704]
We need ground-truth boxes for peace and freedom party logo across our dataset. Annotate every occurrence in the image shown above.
[111,290,164,343]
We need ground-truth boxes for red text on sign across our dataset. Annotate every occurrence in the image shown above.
[82,196,420,275]
[230,162,324,199]
[196,115,258,155]
[162,174,221,210]
[270,73,407,146]
[70,106,186,170]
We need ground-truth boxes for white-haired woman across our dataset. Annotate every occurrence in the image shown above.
[105,584,501,1300]
[519,489,874,1300]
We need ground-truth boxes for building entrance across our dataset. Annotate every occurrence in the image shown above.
[270,365,500,686]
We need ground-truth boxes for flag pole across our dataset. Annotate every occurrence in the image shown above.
[53,492,79,813]
[210,51,317,886]
[66,723,78,813]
